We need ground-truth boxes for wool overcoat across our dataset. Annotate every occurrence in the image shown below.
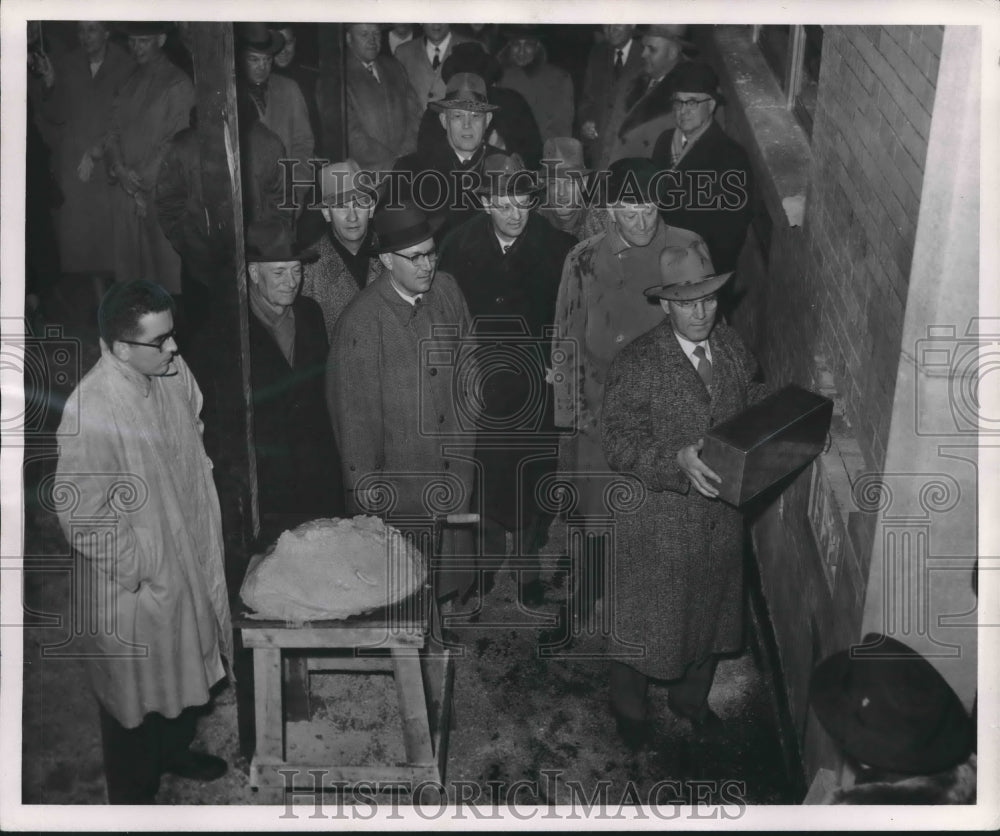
[601,319,768,679]
[578,37,644,166]
[395,33,473,105]
[55,348,232,728]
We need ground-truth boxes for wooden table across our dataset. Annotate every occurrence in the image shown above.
[235,593,454,805]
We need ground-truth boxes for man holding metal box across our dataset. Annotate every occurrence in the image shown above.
[600,241,768,749]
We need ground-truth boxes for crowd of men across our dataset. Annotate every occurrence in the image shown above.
[39,20,973,808]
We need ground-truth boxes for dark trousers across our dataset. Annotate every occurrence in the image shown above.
[479,511,551,591]
[98,702,199,804]
[610,656,719,722]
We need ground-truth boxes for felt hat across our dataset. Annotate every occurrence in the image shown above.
[602,157,663,207]
[245,218,318,263]
[235,22,286,55]
[540,137,591,181]
[319,160,382,207]
[669,61,721,98]
[476,153,544,197]
[643,241,732,302]
[642,24,695,50]
[810,633,974,775]
[429,72,499,113]
[370,202,444,254]
[441,42,502,87]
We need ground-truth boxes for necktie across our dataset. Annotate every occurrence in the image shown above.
[502,243,511,255]
[432,47,441,69]
[613,49,624,81]
[693,345,712,389]
[366,62,380,83]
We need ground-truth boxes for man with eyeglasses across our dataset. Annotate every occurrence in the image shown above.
[549,157,708,644]
[437,153,577,609]
[54,279,232,803]
[300,160,386,341]
[600,241,768,750]
[652,62,753,274]
[328,202,478,604]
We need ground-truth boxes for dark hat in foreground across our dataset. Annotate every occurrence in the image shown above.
[644,241,732,302]
[603,157,663,207]
[810,633,973,775]
[245,219,318,263]
[476,153,544,197]
[120,21,174,37]
[370,203,444,254]
[669,61,721,98]
[442,42,502,87]
[235,22,285,55]
[541,137,591,181]
[430,72,500,113]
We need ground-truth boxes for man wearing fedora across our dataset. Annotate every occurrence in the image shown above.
[603,24,692,168]
[497,26,575,144]
[300,160,386,341]
[437,153,576,607]
[652,62,753,274]
[600,240,768,748]
[327,203,478,603]
[341,22,423,172]
[416,42,543,169]
[550,158,707,638]
[538,137,593,240]
[394,23,472,106]
[236,23,314,215]
[243,219,341,531]
[579,25,644,167]
[393,71,504,240]
[810,633,976,803]
[105,22,193,295]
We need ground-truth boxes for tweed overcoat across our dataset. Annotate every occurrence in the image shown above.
[247,72,315,204]
[438,212,576,528]
[327,272,476,522]
[55,348,232,728]
[651,120,754,273]
[395,33,473,105]
[601,319,768,679]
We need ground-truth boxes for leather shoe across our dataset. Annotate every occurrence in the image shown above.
[163,750,228,782]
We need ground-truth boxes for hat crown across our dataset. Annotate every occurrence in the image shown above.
[669,61,720,96]
[659,241,716,287]
[246,218,302,262]
[479,153,541,196]
[605,157,662,205]
[542,137,586,169]
[371,202,439,254]
[443,71,489,103]
[320,159,374,205]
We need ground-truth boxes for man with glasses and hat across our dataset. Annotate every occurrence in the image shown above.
[54,279,232,803]
[549,158,707,641]
[600,240,768,750]
[300,159,386,341]
[236,22,314,215]
[327,203,478,604]
[393,71,503,240]
[105,22,193,296]
[437,152,576,608]
[652,61,753,274]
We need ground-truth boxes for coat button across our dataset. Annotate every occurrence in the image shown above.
[430,368,438,376]
[495,295,505,304]
[443,461,450,470]
[438,414,445,424]
[615,334,624,343]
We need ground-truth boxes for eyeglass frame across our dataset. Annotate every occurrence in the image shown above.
[391,248,438,267]
[670,293,719,310]
[671,96,714,111]
[118,329,178,351]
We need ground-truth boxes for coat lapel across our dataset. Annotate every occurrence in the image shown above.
[619,75,673,138]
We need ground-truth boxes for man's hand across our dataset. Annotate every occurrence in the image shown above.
[77,152,94,182]
[676,439,722,499]
[581,120,598,141]
[133,191,148,219]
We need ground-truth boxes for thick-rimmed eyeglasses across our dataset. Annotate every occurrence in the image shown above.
[672,295,719,310]
[671,97,713,111]
[392,249,438,267]
[119,329,177,351]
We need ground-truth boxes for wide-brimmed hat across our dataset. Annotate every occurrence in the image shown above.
[120,21,174,37]
[370,202,444,255]
[476,153,544,197]
[669,61,721,98]
[602,157,663,207]
[643,241,732,302]
[236,22,286,55]
[246,218,318,263]
[810,633,973,775]
[641,24,695,51]
[540,137,591,181]
[319,160,383,207]
[429,72,500,113]
[442,42,502,87]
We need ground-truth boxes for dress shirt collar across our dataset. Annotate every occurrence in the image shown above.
[673,330,713,366]
[615,39,634,65]
[426,32,452,63]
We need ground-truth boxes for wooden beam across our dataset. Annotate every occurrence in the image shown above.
[317,24,347,161]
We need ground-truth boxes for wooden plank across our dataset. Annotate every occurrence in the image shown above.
[391,650,435,768]
[253,647,284,760]
[252,760,440,788]
[241,625,424,649]
[306,655,393,673]
[435,654,455,784]
[284,654,311,722]
[316,24,347,161]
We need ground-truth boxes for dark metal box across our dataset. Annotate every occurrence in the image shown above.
[701,384,833,507]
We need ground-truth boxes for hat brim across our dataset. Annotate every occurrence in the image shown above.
[240,32,285,56]
[369,212,446,255]
[474,179,545,197]
[429,98,500,113]
[643,271,732,302]
[321,177,387,208]
[810,646,973,775]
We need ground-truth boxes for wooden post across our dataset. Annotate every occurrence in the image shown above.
[317,24,347,161]
[189,22,258,755]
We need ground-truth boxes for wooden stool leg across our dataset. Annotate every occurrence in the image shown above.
[391,649,434,767]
